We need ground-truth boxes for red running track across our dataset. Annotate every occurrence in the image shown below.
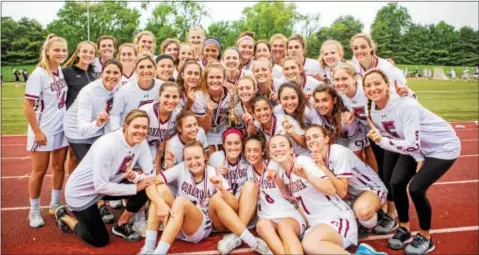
[2,122,478,254]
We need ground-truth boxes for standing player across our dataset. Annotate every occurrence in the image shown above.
[280,56,322,101]
[117,43,138,85]
[273,82,317,128]
[223,48,249,88]
[287,34,325,81]
[200,37,222,68]
[234,76,257,135]
[237,32,255,73]
[318,40,345,84]
[269,34,288,80]
[159,38,181,79]
[24,36,69,228]
[177,43,195,71]
[364,69,461,254]
[187,26,205,61]
[54,110,158,246]
[92,35,117,75]
[176,60,203,110]
[134,31,157,57]
[252,59,284,103]
[155,54,175,82]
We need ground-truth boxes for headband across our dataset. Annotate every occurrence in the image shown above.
[156,54,174,64]
[203,38,222,51]
[222,128,244,142]
[237,36,254,46]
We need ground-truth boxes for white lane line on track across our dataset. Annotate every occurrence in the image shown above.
[460,154,478,158]
[167,226,479,254]
[2,143,26,147]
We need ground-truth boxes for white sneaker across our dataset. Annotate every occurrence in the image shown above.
[109,200,123,209]
[217,233,242,254]
[252,237,272,255]
[133,217,147,238]
[137,246,155,255]
[29,210,45,228]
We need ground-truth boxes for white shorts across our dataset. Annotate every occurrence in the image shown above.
[305,212,358,249]
[264,210,307,236]
[27,132,69,152]
[176,209,212,243]
[349,189,388,208]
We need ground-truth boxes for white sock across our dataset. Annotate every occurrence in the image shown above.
[240,229,257,248]
[135,210,146,222]
[154,241,170,254]
[359,212,378,229]
[30,198,40,213]
[51,189,61,205]
[145,230,158,249]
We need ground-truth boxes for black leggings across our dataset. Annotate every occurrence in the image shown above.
[383,152,457,230]
[70,143,92,162]
[71,190,147,247]
[369,139,389,200]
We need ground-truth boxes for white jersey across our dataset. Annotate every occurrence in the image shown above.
[208,152,249,197]
[192,87,233,145]
[25,67,68,137]
[65,129,155,211]
[225,69,253,86]
[272,64,285,80]
[121,72,138,86]
[241,60,253,74]
[309,109,359,141]
[254,113,309,155]
[140,102,181,147]
[92,57,102,75]
[160,163,230,213]
[278,155,351,222]
[273,75,320,98]
[254,160,304,220]
[165,128,209,164]
[303,58,325,77]
[273,104,317,127]
[371,95,461,161]
[352,56,415,98]
[64,79,120,140]
[109,79,163,131]
[326,144,387,198]
[339,81,369,127]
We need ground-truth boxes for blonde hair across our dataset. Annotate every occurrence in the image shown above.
[38,36,68,76]
[64,41,97,67]
[160,38,181,54]
[187,26,205,40]
[332,62,359,80]
[124,109,150,127]
[117,43,138,59]
[200,62,225,94]
[350,33,377,55]
[135,52,156,69]
[269,33,287,46]
[134,31,156,53]
[319,40,344,67]
[282,56,304,73]
[252,59,272,71]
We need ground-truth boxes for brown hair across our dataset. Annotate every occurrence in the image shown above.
[183,140,205,154]
[124,109,150,127]
[243,132,267,154]
[135,52,156,69]
[102,58,123,74]
[287,34,307,57]
[350,33,377,55]
[362,69,390,120]
[305,124,333,145]
[64,41,97,67]
[267,134,293,159]
[237,31,256,46]
[282,56,304,75]
[159,81,180,96]
[96,35,117,52]
[251,95,272,113]
[117,43,138,60]
[277,82,309,128]
[175,110,198,132]
[200,62,225,93]
[312,85,348,139]
[177,60,203,97]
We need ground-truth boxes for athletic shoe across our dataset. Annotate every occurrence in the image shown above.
[252,237,272,255]
[28,210,45,228]
[374,210,398,235]
[217,233,242,254]
[355,243,388,255]
[388,227,413,250]
[358,225,372,239]
[99,205,115,224]
[54,205,71,232]
[405,234,435,255]
[49,202,63,215]
[132,217,147,238]
[109,200,123,209]
[112,223,141,242]
[137,246,155,255]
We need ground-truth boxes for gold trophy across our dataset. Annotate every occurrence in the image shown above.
[227,86,238,128]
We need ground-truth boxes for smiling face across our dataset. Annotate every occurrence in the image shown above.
[333,69,355,95]
[352,37,373,63]
[188,31,204,47]
[165,43,179,61]
[287,40,303,58]
[244,139,263,165]
[119,46,136,66]
[178,115,199,140]
[99,39,115,59]
[136,58,155,80]
[101,63,122,91]
[305,126,329,152]
[237,78,256,103]
[206,68,224,92]
[253,99,273,125]
[238,38,254,62]
[181,64,201,90]
[223,49,241,71]
[184,145,205,175]
[322,43,342,67]
[268,135,293,163]
[48,41,68,66]
[224,133,242,160]
[279,87,299,115]
[179,45,194,62]
[313,91,335,116]
[156,58,175,81]
[77,43,95,66]
[203,43,219,62]
[138,34,155,54]
[271,39,286,59]
[124,117,149,145]
[283,59,301,82]
[255,43,271,60]
[252,60,271,84]
[159,86,180,112]
[363,72,389,102]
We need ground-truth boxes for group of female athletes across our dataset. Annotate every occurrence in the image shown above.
[24,26,461,255]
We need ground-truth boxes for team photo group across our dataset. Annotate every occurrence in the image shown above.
[24,24,461,255]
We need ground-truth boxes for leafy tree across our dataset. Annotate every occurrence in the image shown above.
[450,26,478,66]
[144,2,178,47]
[207,20,243,48]
[47,1,140,55]
[315,15,363,59]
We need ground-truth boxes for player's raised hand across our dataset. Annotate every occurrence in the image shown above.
[367,127,382,144]
[210,169,225,191]
[265,168,278,180]
[206,97,218,112]
[217,160,229,176]
[164,150,176,169]
[96,111,110,127]
[341,111,355,125]
[282,118,294,135]
[394,81,409,97]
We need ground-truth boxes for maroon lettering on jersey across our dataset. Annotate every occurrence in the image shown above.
[138,100,153,108]
[105,98,114,113]
[117,155,134,174]
[381,121,400,138]
[352,106,366,120]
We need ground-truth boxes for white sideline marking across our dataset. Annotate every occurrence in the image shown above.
[168,226,479,254]
[2,206,49,211]
[415,90,478,93]
[2,143,26,147]
[460,154,478,158]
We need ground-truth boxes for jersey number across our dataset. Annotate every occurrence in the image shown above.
[58,91,66,109]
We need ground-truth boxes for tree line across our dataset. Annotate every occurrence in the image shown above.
[1,1,478,66]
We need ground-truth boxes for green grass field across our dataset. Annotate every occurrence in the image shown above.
[1,79,478,135]
[1,65,36,82]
